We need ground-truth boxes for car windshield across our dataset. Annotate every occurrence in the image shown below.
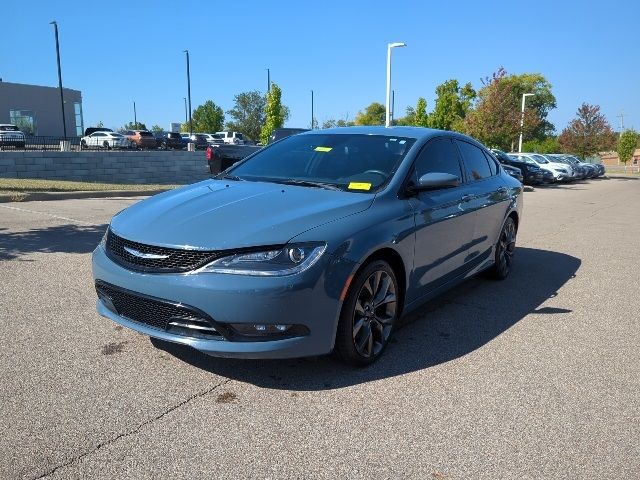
[229,133,416,192]
[530,154,548,164]
[0,125,20,131]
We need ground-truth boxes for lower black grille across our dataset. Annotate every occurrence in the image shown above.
[105,229,220,273]
[95,281,223,339]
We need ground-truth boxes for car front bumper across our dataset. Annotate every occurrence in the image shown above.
[92,245,352,359]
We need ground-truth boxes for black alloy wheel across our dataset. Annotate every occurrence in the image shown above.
[491,217,517,280]
[335,260,399,366]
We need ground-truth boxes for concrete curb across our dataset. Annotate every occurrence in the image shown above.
[0,189,171,203]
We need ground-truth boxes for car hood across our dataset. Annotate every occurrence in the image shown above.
[110,180,375,250]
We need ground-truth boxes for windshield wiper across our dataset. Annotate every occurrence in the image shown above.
[270,179,342,191]
[215,172,243,181]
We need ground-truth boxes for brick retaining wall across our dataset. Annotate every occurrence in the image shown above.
[0,150,219,184]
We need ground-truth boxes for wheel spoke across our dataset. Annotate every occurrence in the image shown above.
[353,318,365,339]
[355,323,372,355]
[372,275,391,305]
[354,299,365,316]
[377,292,396,307]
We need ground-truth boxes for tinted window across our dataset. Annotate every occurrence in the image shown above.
[456,141,493,181]
[483,151,498,175]
[413,138,462,181]
[0,125,21,131]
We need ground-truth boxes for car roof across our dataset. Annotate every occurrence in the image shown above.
[301,126,476,143]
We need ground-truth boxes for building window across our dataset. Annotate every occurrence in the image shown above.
[74,102,84,137]
[9,110,36,135]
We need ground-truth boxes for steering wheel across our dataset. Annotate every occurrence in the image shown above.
[362,169,387,179]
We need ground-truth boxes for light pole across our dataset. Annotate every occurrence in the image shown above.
[385,42,406,127]
[266,68,270,93]
[50,21,67,139]
[391,90,395,124]
[183,50,192,135]
[133,101,137,128]
[183,97,188,125]
[518,93,534,153]
[311,90,314,129]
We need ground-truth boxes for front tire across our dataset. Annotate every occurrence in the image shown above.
[335,260,399,366]
[489,216,517,280]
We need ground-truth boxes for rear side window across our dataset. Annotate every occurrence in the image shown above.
[483,151,498,175]
[413,138,463,181]
[456,140,493,181]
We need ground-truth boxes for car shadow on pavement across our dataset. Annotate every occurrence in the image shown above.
[151,247,581,390]
[0,223,107,260]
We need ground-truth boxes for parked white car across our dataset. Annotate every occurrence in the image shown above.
[202,133,224,145]
[216,131,245,145]
[81,131,129,149]
[511,153,571,182]
[0,124,26,148]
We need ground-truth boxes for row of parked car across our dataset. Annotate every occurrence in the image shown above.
[490,150,605,185]
[79,128,247,150]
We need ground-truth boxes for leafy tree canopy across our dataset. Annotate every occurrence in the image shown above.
[182,100,224,133]
[120,122,147,131]
[617,129,638,165]
[226,91,266,142]
[260,83,285,145]
[150,124,164,133]
[354,102,386,126]
[463,69,540,151]
[428,80,475,131]
[558,103,616,158]
[522,136,560,154]
[414,97,429,127]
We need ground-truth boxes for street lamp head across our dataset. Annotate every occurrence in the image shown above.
[523,93,534,98]
[389,42,407,49]
[50,20,57,25]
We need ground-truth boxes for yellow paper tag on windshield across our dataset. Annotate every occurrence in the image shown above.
[314,146,332,152]
[348,182,372,191]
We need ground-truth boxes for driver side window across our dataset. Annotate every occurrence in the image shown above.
[413,138,463,182]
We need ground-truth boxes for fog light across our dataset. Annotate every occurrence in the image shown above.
[254,324,267,331]
[275,324,289,332]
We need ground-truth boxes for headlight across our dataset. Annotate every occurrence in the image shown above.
[198,243,326,276]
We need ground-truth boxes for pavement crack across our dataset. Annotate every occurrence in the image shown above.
[33,378,231,479]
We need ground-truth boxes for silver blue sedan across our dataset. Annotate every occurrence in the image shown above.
[92,127,523,365]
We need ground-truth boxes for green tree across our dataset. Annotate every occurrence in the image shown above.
[413,97,429,127]
[226,91,266,142]
[463,69,540,150]
[617,129,638,167]
[558,103,616,158]
[260,83,285,145]
[182,100,224,133]
[354,102,386,126]
[150,124,164,133]
[394,106,415,126]
[322,117,353,129]
[96,121,104,128]
[120,122,147,131]
[523,136,560,153]
[428,80,475,131]
[502,72,557,139]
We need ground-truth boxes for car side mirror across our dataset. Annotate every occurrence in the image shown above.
[412,172,460,192]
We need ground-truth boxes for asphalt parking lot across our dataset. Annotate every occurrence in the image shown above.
[1,178,639,479]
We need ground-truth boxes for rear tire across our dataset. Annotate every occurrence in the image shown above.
[334,260,399,366]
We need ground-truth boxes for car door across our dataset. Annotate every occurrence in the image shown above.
[455,140,510,263]
[90,132,103,146]
[407,137,476,303]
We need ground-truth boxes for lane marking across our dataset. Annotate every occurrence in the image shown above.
[0,204,98,226]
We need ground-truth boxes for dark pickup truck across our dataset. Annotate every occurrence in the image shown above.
[206,144,262,173]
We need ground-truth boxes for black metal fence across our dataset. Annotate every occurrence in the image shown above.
[0,136,194,152]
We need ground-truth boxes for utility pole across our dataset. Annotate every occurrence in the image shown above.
[183,97,188,125]
[50,21,67,139]
[266,68,271,93]
[311,90,314,129]
[133,101,137,128]
[617,111,625,131]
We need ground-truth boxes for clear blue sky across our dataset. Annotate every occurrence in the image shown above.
[2,0,638,134]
